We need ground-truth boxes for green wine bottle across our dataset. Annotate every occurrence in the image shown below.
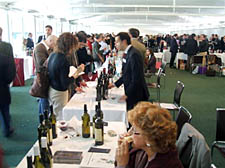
[44,109,53,146]
[33,145,44,168]
[82,104,90,138]
[49,106,57,139]
[40,137,53,168]
[95,108,104,145]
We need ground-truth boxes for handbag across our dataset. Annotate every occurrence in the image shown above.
[29,66,49,98]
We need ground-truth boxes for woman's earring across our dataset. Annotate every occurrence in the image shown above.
[146,143,151,147]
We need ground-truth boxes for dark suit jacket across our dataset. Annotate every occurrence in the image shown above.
[34,43,49,73]
[199,40,209,52]
[0,41,16,105]
[115,46,149,110]
[184,38,198,56]
[26,37,34,49]
[170,37,178,53]
[37,35,46,43]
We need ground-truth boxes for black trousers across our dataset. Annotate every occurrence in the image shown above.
[170,51,177,67]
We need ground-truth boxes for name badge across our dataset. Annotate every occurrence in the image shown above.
[123,58,126,63]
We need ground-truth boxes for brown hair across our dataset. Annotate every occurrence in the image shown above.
[55,32,78,55]
[128,102,177,153]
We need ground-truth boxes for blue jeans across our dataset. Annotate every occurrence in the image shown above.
[38,98,49,115]
[0,104,11,136]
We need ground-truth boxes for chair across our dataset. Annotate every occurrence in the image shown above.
[147,68,162,103]
[176,106,192,140]
[160,81,184,119]
[211,108,225,161]
[160,61,166,88]
[176,123,211,168]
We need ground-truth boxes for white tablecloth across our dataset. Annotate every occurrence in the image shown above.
[15,55,33,80]
[154,52,163,59]
[212,53,225,65]
[23,56,33,80]
[175,53,188,68]
[62,81,127,126]
[16,121,127,168]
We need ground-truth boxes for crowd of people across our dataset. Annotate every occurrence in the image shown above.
[1,24,217,167]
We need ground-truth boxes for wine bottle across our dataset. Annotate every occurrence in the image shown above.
[40,137,53,168]
[27,154,33,168]
[95,108,104,145]
[49,106,57,139]
[96,77,102,101]
[38,114,48,150]
[98,101,103,120]
[82,104,90,138]
[33,145,44,168]
[92,105,98,138]
[44,109,53,146]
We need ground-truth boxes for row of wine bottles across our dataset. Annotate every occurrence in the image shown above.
[82,101,105,146]
[27,137,53,168]
[38,107,57,148]
[27,107,57,167]
[96,68,110,101]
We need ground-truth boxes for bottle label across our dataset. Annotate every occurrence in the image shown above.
[95,128,103,141]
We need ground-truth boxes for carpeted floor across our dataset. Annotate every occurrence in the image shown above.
[0,68,225,167]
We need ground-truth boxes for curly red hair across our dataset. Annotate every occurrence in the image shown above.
[128,102,177,153]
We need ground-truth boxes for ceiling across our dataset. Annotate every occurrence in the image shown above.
[1,0,225,34]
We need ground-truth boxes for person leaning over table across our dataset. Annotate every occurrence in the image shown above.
[115,102,183,168]
[48,32,85,121]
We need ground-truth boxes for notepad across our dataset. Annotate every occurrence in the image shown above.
[53,151,83,164]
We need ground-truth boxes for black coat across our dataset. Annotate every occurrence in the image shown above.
[184,38,198,56]
[115,46,149,110]
[170,38,178,53]
[0,41,16,105]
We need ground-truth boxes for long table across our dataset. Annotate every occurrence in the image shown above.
[16,121,127,168]
[62,81,128,126]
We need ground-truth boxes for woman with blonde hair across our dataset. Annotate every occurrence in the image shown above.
[48,32,84,120]
[116,102,183,168]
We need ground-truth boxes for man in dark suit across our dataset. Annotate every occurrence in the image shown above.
[0,27,16,137]
[37,25,53,43]
[184,34,198,71]
[170,34,179,68]
[109,32,149,112]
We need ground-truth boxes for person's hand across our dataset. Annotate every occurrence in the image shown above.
[118,132,132,146]
[80,81,87,87]
[108,83,115,89]
[116,140,129,167]
[118,95,127,102]
[75,87,84,93]
[79,64,85,71]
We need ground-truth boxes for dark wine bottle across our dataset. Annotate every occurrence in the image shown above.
[44,109,53,146]
[98,101,103,120]
[82,104,90,138]
[96,78,102,101]
[38,114,48,150]
[40,137,53,168]
[49,106,57,139]
[92,105,98,138]
[27,155,33,168]
[95,108,104,145]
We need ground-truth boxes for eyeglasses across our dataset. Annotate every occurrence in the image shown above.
[131,127,141,135]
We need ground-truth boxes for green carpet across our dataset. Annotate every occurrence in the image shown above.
[0,68,225,167]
